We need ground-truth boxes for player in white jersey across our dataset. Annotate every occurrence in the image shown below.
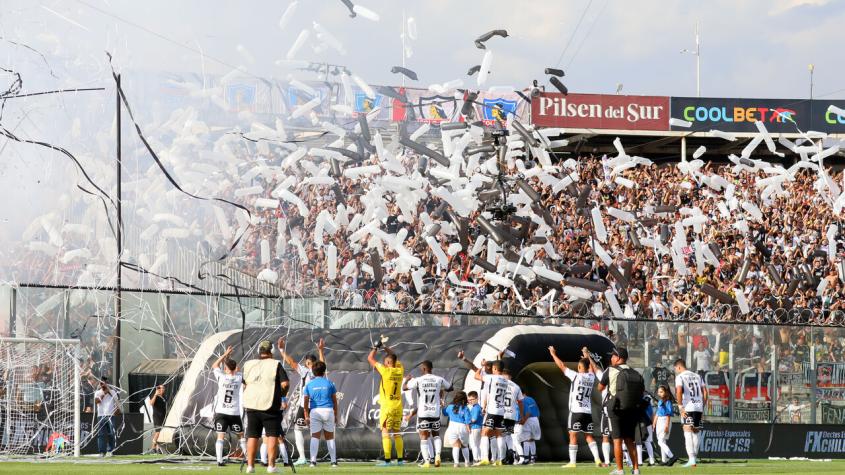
[279,337,325,466]
[403,360,452,467]
[674,359,707,468]
[473,360,514,466]
[210,346,246,466]
[549,346,603,468]
[584,347,612,467]
[500,368,525,464]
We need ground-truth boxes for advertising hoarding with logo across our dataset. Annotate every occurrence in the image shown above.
[531,93,670,130]
[665,423,845,458]
[670,97,808,133]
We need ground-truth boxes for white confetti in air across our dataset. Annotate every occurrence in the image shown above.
[670,118,692,128]
[477,50,494,87]
[353,4,380,22]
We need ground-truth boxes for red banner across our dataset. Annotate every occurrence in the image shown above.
[532,93,670,130]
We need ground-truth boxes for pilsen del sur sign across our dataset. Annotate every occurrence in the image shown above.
[531,93,669,130]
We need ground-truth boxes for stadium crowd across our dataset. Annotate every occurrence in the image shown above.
[232,149,845,326]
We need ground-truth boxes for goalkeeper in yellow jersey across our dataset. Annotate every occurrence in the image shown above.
[367,337,405,466]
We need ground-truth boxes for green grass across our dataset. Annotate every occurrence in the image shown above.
[0,459,843,474]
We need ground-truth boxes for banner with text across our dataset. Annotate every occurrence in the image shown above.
[531,93,670,130]
[666,423,845,458]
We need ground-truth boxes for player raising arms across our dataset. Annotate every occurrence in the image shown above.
[403,360,452,467]
[367,340,405,466]
[549,346,603,468]
[674,359,707,468]
[473,360,510,466]
[583,347,613,467]
[279,337,325,466]
[210,345,245,467]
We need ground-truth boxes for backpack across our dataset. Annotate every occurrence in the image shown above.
[613,366,646,411]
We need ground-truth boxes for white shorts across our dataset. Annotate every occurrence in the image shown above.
[445,423,469,446]
[309,407,335,434]
[517,417,541,442]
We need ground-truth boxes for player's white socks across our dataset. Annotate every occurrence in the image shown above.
[504,434,513,451]
[691,431,700,458]
[602,441,612,465]
[280,442,289,464]
[215,439,224,463]
[527,441,536,460]
[260,443,268,464]
[421,439,431,462]
[512,435,524,460]
[452,447,460,463]
[327,439,337,464]
[310,437,320,463]
[479,436,490,462]
[568,444,578,464]
[295,429,307,461]
[636,444,643,467]
[490,437,498,462]
[588,441,601,463]
[426,438,435,461]
[433,436,442,458]
[461,447,469,465]
[239,438,247,458]
[684,432,696,464]
[496,437,506,462]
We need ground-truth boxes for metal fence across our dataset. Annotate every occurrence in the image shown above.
[2,283,843,425]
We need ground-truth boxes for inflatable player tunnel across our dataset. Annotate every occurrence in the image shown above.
[160,324,614,461]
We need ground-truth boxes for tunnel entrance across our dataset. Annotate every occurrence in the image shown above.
[515,362,603,461]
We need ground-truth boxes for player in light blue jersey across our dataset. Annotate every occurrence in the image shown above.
[303,361,338,468]
[467,391,483,463]
[442,391,472,467]
[516,394,541,464]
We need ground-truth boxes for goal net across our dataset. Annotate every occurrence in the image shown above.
[0,338,81,458]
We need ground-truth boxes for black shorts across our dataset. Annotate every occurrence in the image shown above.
[417,417,442,432]
[568,412,594,434]
[153,414,165,431]
[214,413,243,434]
[245,410,284,438]
[503,419,516,435]
[294,406,307,430]
[682,411,703,430]
[482,414,505,430]
[600,410,610,437]
[607,409,639,440]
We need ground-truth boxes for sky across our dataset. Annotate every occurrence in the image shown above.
[2,0,845,100]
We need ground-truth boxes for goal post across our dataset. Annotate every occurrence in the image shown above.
[0,337,82,458]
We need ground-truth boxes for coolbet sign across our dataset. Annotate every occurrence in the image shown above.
[532,93,669,130]
[670,97,805,133]
[670,97,845,134]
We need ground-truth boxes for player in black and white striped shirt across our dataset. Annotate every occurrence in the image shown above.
[549,346,603,468]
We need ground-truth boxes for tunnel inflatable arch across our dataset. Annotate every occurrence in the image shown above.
[161,324,614,460]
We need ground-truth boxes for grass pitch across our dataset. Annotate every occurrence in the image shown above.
[0,458,843,474]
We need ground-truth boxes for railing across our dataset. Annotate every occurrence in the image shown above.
[3,282,845,425]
